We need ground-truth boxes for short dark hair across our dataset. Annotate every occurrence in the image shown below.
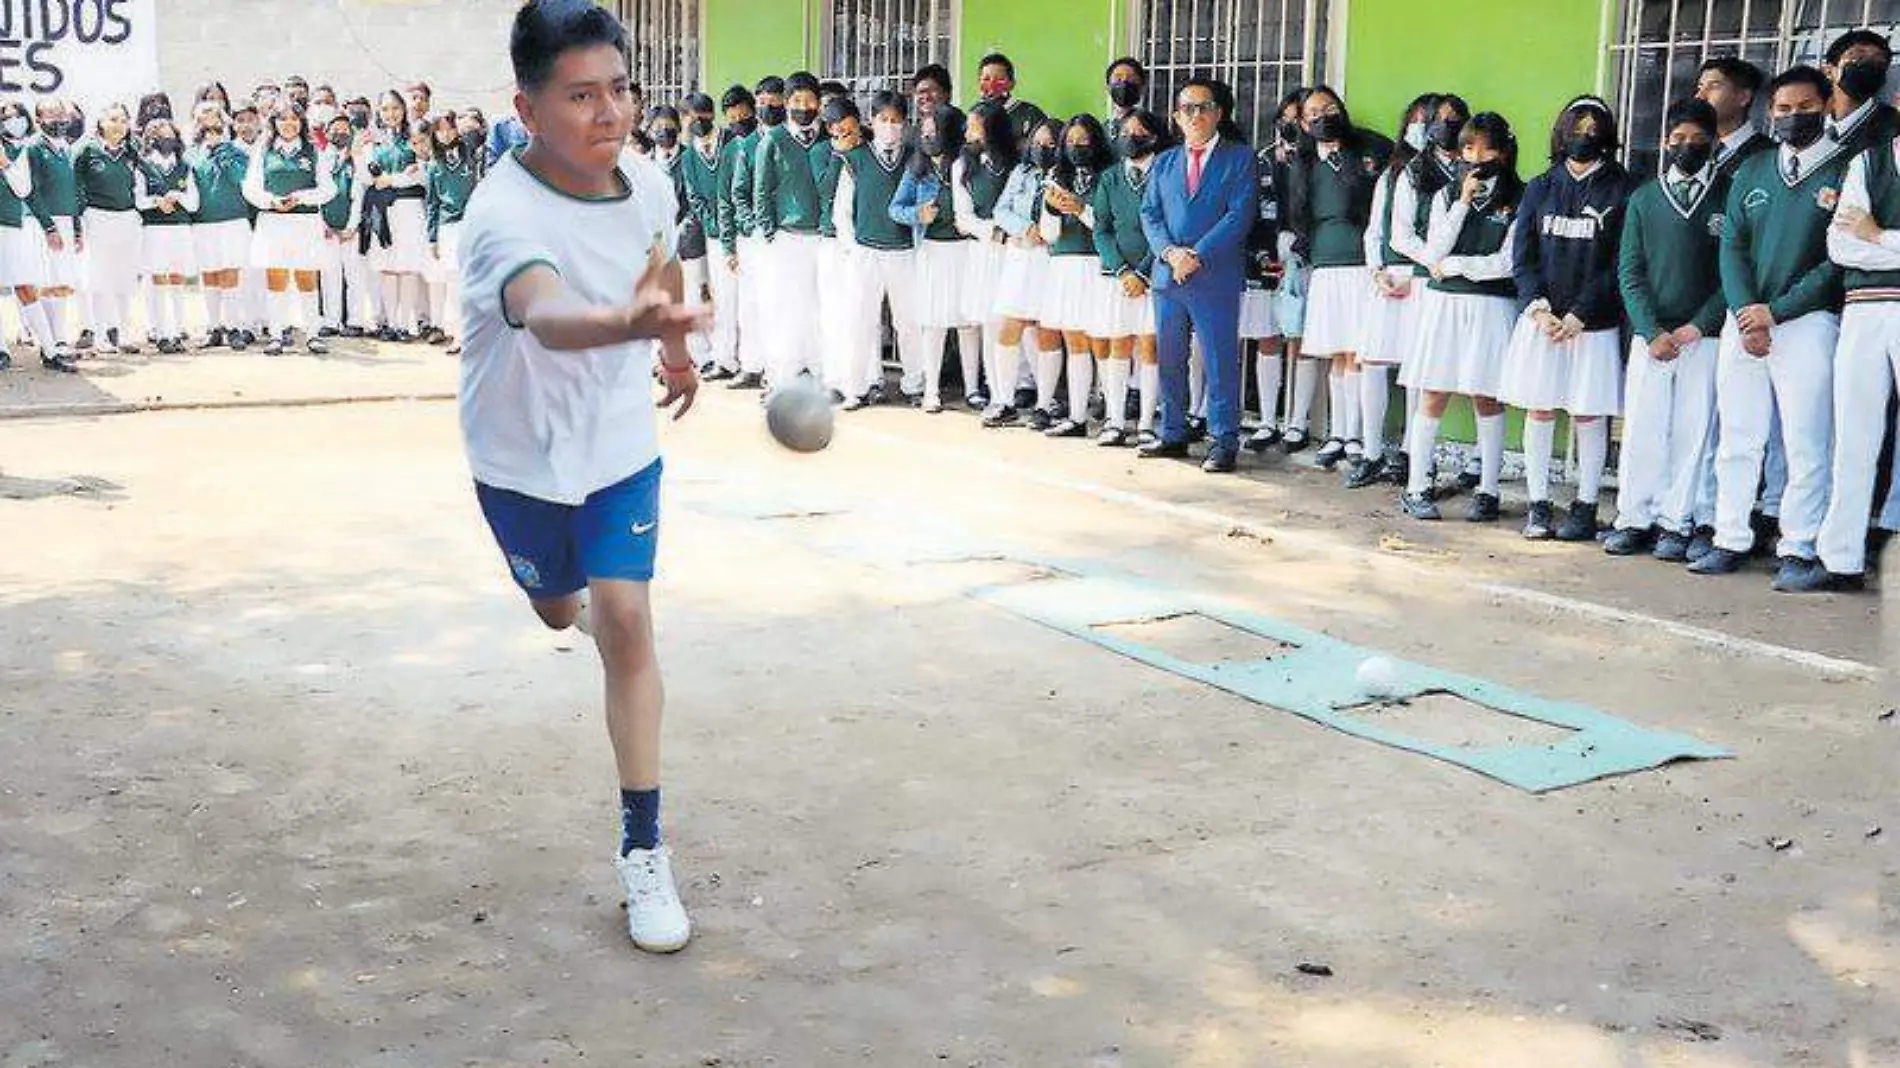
[819,80,850,100]
[1770,64,1834,102]
[1105,56,1147,84]
[821,96,860,128]
[912,63,952,95]
[720,85,754,111]
[682,92,716,114]
[406,80,433,96]
[1547,95,1620,162]
[755,75,787,97]
[284,75,308,90]
[869,89,909,122]
[647,105,680,125]
[510,0,628,92]
[1664,97,1719,137]
[1698,56,1765,95]
[344,96,370,110]
[978,53,1015,80]
[786,71,821,97]
[1826,28,1892,65]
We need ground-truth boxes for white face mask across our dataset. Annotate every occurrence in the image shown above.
[309,104,337,130]
[3,116,29,139]
[1404,121,1427,151]
[873,122,903,150]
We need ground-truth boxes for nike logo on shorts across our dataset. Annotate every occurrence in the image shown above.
[631,520,658,536]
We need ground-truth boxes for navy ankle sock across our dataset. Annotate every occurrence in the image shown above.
[619,787,660,856]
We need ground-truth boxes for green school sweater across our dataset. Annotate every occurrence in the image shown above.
[137,156,193,226]
[27,140,77,229]
[721,130,760,243]
[257,142,321,213]
[190,140,251,225]
[1092,159,1153,279]
[811,139,843,238]
[920,160,962,243]
[322,150,355,231]
[843,144,912,251]
[1618,171,1729,339]
[1045,173,1096,257]
[426,156,477,240]
[74,141,137,213]
[753,125,822,238]
[1719,146,1846,322]
[371,139,423,200]
[1842,144,1900,299]
[0,157,27,228]
[966,156,1009,218]
[1427,190,1516,299]
[680,142,723,242]
[1299,144,1387,267]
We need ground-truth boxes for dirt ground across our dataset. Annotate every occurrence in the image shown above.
[1,353,1895,1068]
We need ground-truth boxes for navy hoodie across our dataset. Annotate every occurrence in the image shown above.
[1512,160,1636,332]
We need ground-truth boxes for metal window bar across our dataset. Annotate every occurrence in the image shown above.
[1133,0,1322,146]
[618,0,701,106]
[823,0,951,107]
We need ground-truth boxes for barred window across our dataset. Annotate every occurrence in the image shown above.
[619,0,704,109]
[1609,0,1900,176]
[1134,0,1331,146]
[824,0,956,103]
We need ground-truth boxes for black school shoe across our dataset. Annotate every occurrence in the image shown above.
[1771,556,1863,593]
[1652,529,1691,562]
[1202,444,1239,473]
[1012,386,1037,411]
[1455,467,1482,493]
[1315,437,1348,469]
[727,371,764,391]
[1523,500,1556,540]
[1465,492,1500,523]
[981,406,1020,428]
[1556,500,1600,542]
[199,327,228,351]
[1686,547,1747,575]
[1138,438,1192,460]
[74,329,94,351]
[1748,511,1780,556]
[1385,451,1411,485]
[1343,456,1386,489]
[1281,427,1311,453]
[1603,526,1654,556]
[1246,425,1283,453]
[1026,407,1054,432]
[1184,415,1208,444]
[41,350,77,373]
[1400,491,1441,521]
[1044,418,1087,439]
[1685,526,1716,563]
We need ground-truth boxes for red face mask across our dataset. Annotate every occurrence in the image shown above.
[979,77,1010,101]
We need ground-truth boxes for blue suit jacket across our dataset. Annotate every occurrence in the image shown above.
[1139,139,1258,293]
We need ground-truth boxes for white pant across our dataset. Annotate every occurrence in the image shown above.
[1817,302,1900,573]
[818,239,859,394]
[735,234,767,375]
[318,234,375,330]
[706,246,742,372]
[848,246,919,397]
[760,230,822,384]
[1713,311,1838,557]
[1613,334,1718,533]
[681,255,711,367]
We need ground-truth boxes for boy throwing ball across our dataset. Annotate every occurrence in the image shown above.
[459,0,706,952]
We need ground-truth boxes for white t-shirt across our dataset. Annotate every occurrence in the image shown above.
[457,148,679,505]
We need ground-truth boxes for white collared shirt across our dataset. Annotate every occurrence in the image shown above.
[1717,124,1758,164]
[1830,97,1876,141]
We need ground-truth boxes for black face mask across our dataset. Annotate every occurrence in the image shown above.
[1108,80,1142,108]
[154,138,182,157]
[328,132,351,150]
[349,110,371,130]
[921,134,944,157]
[1308,114,1348,143]
[1063,143,1095,167]
[1428,119,1464,152]
[1277,120,1301,145]
[731,116,758,138]
[653,126,680,148]
[1840,58,1891,102]
[690,116,715,138]
[1121,133,1158,159]
[1773,111,1825,149]
[758,104,787,127]
[1563,131,1606,163]
[461,131,483,155]
[1665,141,1713,177]
[789,106,818,127]
[1466,159,1503,182]
[1030,144,1059,170]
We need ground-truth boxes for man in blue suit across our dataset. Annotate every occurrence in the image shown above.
[1138,79,1259,472]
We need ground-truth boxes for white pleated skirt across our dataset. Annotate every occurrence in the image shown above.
[1101,281,1156,338]
[371,198,429,275]
[1359,270,1425,366]
[252,212,324,272]
[84,209,142,296]
[1400,289,1516,397]
[141,224,196,275]
[960,236,1004,325]
[33,217,81,288]
[1239,287,1278,340]
[1497,321,1624,416]
[1039,254,1103,333]
[913,237,973,328]
[1300,264,1372,356]
[195,218,254,273]
[0,225,48,287]
[992,243,1047,321]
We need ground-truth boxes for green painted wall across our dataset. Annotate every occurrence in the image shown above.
[702,0,817,96]
[1343,0,1604,148]
[956,0,1118,123]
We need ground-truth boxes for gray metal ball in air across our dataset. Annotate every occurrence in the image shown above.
[764,380,835,453]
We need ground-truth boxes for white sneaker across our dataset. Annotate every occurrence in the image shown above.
[614,845,691,953]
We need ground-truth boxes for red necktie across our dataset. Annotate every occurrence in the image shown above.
[1188,145,1207,196]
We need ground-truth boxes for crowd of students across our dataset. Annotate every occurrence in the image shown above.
[657,37,1900,595]
[0,76,491,369]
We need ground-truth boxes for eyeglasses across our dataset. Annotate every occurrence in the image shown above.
[1176,101,1218,116]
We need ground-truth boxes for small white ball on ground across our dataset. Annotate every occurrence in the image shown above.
[1356,655,1402,698]
[764,379,835,454]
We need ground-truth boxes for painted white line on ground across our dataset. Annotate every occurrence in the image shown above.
[849,423,1881,681]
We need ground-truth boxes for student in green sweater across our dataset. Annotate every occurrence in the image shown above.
[0,102,72,371]
[317,113,369,339]
[833,90,920,407]
[715,83,764,388]
[1691,66,1847,583]
[1608,98,1729,564]
[815,95,861,400]
[425,113,479,349]
[723,75,778,390]
[73,103,141,355]
[1035,114,1111,438]
[753,70,827,390]
[679,92,733,379]
[133,116,199,354]
[950,102,1017,415]
[28,98,84,351]
[242,100,335,355]
[1092,108,1169,446]
[188,100,256,350]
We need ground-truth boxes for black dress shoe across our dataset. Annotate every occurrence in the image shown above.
[1138,438,1192,459]
[1400,491,1441,521]
[1012,386,1036,411]
[1281,427,1311,452]
[1343,457,1386,489]
[1202,445,1239,473]
[1748,510,1780,556]
[981,406,1020,428]
[1246,426,1283,453]
[1555,500,1600,542]
[1652,529,1691,562]
[727,371,764,391]
[1184,415,1208,443]
[1603,526,1654,556]
[74,329,94,351]
[0,350,11,371]
[41,352,77,373]
[1026,407,1054,432]
[1685,526,1716,562]
[1464,492,1500,523]
[1687,547,1748,575]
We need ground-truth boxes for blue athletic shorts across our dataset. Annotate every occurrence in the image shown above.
[475,459,664,598]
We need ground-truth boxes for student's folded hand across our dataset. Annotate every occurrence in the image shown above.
[1741,327,1771,358]
[1669,324,1703,349]
[1736,303,1774,333]
[1559,313,1586,341]
[1648,334,1680,362]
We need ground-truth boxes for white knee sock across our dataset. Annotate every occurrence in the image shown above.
[1342,369,1364,447]
[1139,361,1160,432]
[43,296,67,344]
[956,326,981,399]
[154,286,178,338]
[1016,334,1039,393]
[204,289,224,333]
[920,327,947,404]
[1291,358,1322,431]
[1359,365,1390,457]
[1036,346,1063,412]
[143,285,162,339]
[1065,348,1093,423]
[379,275,402,329]
[1101,357,1131,431]
[19,299,58,352]
[269,289,293,334]
[1254,348,1283,425]
[1403,386,1421,454]
[981,323,1003,398]
[428,281,447,328]
[1478,412,1506,496]
[1576,419,1608,503]
[404,276,427,330]
[992,332,1020,409]
[1327,368,1349,441]
[1407,413,1442,495]
[300,290,322,337]
[1523,417,1556,502]
[166,288,188,339]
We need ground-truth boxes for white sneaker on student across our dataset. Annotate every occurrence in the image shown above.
[614,845,692,953]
